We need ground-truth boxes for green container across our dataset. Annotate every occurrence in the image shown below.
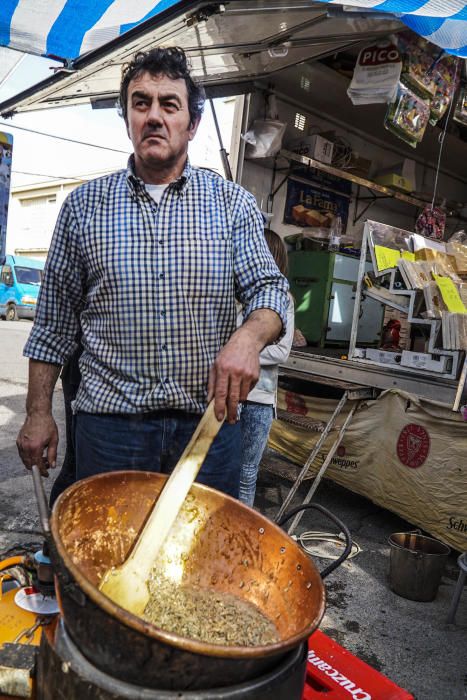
[288,250,334,346]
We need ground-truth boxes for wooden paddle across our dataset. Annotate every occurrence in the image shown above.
[98,400,225,616]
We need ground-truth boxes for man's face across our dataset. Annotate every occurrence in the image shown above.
[126,71,199,181]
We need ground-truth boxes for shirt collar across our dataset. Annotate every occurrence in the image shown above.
[126,155,192,198]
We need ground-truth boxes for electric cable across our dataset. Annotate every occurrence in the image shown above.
[292,530,361,561]
[12,169,88,181]
[12,167,119,181]
[0,121,130,155]
[431,59,460,210]
[0,542,43,558]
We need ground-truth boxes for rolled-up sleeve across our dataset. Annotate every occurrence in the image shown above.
[23,198,84,365]
[232,191,289,335]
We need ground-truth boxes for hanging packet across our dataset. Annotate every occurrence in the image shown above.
[415,205,446,240]
[396,32,438,99]
[347,41,402,105]
[384,82,430,148]
[430,56,460,125]
[453,85,467,127]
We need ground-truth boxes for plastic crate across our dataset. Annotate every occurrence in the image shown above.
[304,630,415,699]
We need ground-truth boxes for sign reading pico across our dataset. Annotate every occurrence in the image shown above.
[397,424,430,468]
[359,44,401,66]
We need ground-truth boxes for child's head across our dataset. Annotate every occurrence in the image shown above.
[264,228,288,276]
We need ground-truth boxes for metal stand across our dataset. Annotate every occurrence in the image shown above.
[274,389,368,536]
[446,552,467,625]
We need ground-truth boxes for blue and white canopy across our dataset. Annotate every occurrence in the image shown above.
[0,0,181,60]
[0,0,466,116]
[315,1,467,57]
[0,0,466,62]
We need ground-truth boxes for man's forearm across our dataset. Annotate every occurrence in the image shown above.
[26,360,61,415]
[237,308,282,351]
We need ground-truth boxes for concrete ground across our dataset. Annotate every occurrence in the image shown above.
[1,319,466,700]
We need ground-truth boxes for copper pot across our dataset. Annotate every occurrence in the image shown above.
[34,470,345,690]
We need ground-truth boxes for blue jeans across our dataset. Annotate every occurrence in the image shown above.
[238,402,274,507]
[74,411,241,498]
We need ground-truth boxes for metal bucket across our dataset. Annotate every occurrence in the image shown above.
[388,532,451,602]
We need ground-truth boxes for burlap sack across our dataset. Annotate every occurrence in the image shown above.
[269,388,467,552]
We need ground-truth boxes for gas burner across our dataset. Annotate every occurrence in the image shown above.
[29,548,56,598]
[36,619,307,700]
[14,587,59,616]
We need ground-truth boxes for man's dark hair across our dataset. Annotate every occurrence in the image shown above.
[119,47,205,127]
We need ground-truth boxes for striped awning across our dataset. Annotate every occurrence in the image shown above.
[1,1,466,63]
[0,0,182,60]
[315,1,467,57]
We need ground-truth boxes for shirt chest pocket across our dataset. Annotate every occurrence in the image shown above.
[174,238,233,298]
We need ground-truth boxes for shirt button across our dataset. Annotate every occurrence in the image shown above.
[161,344,167,350]
[158,239,163,245]
[160,310,166,318]
[158,272,165,280]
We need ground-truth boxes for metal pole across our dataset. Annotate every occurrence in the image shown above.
[275,392,349,523]
[286,400,358,536]
[349,224,369,360]
[209,98,233,182]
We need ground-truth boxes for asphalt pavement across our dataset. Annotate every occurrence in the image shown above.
[0,319,466,700]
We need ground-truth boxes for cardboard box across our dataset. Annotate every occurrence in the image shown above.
[374,173,413,193]
[401,350,452,373]
[289,134,334,164]
[365,348,402,365]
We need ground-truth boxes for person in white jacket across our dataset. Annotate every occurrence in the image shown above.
[238,229,295,506]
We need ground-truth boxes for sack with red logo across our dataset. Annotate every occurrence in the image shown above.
[270,388,467,552]
[347,41,402,106]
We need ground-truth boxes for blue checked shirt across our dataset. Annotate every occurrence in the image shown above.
[24,159,289,415]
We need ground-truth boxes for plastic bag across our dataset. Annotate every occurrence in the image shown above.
[347,41,402,105]
[396,32,438,99]
[384,82,430,148]
[242,119,286,159]
[454,86,467,127]
[429,57,459,125]
[447,229,467,244]
[415,205,446,240]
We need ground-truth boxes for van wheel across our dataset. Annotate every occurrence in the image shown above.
[6,304,18,321]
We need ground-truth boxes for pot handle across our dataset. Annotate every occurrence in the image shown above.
[30,466,86,607]
[31,464,52,538]
[277,503,353,579]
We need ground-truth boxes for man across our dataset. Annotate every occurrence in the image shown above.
[17,47,288,498]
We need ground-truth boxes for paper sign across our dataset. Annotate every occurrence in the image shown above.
[434,275,467,313]
[374,245,401,271]
[401,251,416,261]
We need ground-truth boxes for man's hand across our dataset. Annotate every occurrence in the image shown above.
[17,359,62,476]
[17,412,59,477]
[208,331,260,423]
[208,308,283,423]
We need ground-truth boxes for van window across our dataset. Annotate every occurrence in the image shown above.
[1,265,13,286]
[14,266,42,285]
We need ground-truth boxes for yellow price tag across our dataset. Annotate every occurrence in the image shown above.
[401,251,416,261]
[434,275,467,313]
[374,245,401,271]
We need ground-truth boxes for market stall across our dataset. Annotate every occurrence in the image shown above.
[222,23,465,546]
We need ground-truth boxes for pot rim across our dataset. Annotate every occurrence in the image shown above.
[388,532,451,556]
[51,470,326,660]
